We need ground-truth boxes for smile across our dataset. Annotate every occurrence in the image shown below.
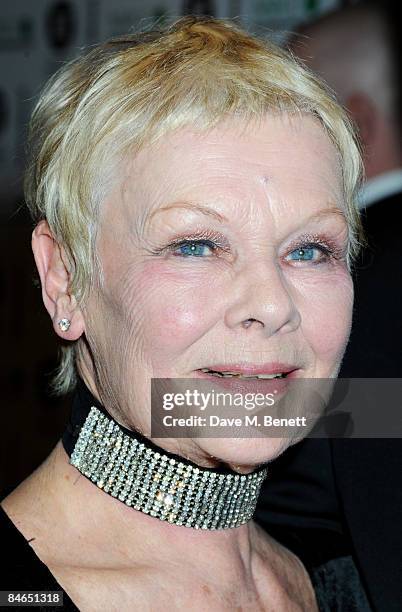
[198,368,289,379]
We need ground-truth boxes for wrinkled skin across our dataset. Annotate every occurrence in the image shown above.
[70,112,354,471]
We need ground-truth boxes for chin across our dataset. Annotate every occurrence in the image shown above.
[194,436,297,472]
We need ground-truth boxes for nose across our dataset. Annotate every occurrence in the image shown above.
[224,263,301,337]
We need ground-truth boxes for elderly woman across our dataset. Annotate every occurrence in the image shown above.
[1,15,369,612]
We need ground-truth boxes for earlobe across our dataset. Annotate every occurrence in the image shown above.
[31,220,85,341]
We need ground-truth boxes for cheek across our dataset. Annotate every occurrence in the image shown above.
[295,269,354,362]
[136,262,219,362]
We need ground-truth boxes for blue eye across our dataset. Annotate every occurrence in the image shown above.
[288,247,315,261]
[173,240,215,257]
[286,246,327,262]
[160,236,335,263]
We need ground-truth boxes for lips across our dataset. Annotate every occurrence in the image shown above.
[197,363,299,376]
[199,368,285,379]
[193,364,300,394]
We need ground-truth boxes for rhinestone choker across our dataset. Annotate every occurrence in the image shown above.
[62,377,269,530]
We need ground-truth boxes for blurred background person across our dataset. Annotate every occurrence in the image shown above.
[256,3,402,612]
[292,0,402,271]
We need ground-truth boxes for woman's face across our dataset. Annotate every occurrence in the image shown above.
[82,113,353,469]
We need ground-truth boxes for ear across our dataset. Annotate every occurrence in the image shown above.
[345,92,378,152]
[31,220,85,340]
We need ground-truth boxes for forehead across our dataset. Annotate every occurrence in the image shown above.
[117,113,344,227]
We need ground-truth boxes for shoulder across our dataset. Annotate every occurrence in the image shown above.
[0,462,67,591]
[0,498,80,610]
[0,501,58,590]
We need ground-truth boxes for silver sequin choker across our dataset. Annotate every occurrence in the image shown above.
[69,405,269,530]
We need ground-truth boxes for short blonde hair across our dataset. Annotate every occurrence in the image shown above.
[24,15,363,396]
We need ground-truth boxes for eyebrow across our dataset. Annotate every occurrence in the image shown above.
[149,202,229,223]
[149,202,347,225]
[304,206,348,224]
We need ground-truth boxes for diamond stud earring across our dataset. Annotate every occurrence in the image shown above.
[58,318,71,332]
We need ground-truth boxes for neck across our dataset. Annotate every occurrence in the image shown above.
[63,375,267,529]
[45,375,268,579]
[42,441,259,581]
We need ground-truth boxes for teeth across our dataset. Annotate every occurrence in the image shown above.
[248,374,283,379]
[200,368,285,379]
